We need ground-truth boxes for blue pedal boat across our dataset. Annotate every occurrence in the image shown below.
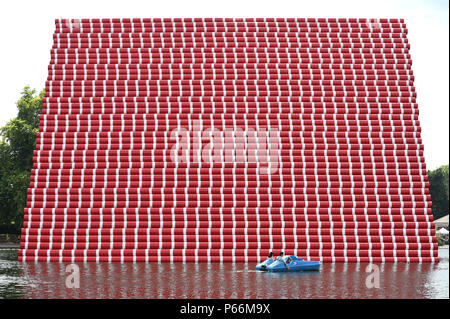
[263,256,321,272]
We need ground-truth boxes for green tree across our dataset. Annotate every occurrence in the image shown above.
[0,86,44,234]
[427,164,449,221]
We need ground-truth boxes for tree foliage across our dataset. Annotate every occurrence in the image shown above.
[427,164,449,221]
[0,86,44,234]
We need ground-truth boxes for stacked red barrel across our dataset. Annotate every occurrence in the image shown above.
[19,18,439,262]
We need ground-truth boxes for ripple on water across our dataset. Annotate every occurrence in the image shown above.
[0,249,448,299]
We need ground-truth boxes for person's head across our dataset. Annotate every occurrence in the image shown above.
[268,252,274,258]
[279,252,284,257]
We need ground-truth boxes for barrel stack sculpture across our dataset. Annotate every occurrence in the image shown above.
[19,18,439,262]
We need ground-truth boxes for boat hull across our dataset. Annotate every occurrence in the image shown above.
[255,258,275,271]
[260,256,321,272]
[267,260,321,272]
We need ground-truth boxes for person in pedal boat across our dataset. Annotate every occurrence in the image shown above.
[277,252,290,270]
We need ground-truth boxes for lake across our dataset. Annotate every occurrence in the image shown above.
[0,248,448,299]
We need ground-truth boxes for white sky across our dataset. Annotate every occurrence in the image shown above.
[0,0,448,170]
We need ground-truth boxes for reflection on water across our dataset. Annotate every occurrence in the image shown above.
[0,249,448,299]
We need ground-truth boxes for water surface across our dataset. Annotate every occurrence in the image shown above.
[0,249,448,299]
